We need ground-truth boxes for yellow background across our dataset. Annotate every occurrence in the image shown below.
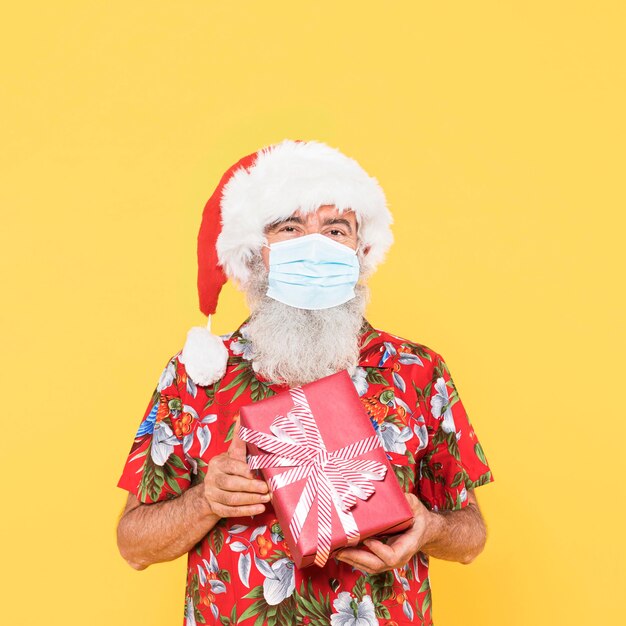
[1,1,624,624]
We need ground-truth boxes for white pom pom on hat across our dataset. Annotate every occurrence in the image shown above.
[179,317,230,387]
[180,138,394,386]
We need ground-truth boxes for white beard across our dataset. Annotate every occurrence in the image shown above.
[241,253,370,387]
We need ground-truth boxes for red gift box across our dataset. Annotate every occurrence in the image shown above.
[238,369,414,569]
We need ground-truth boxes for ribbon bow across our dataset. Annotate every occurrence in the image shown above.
[238,386,387,567]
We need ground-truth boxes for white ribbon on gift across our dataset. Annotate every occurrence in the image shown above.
[238,385,387,567]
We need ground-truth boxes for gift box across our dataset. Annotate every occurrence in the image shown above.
[238,369,414,569]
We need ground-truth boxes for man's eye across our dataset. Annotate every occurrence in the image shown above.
[279,226,297,232]
[328,229,345,236]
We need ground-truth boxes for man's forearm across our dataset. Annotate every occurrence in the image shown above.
[420,501,487,564]
[117,485,220,570]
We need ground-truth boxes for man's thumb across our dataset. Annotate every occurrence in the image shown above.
[228,419,247,459]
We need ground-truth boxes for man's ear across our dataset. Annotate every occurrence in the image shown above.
[362,244,371,256]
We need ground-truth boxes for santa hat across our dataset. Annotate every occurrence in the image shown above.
[179,138,394,386]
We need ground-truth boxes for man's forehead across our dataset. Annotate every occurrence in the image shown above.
[265,207,357,229]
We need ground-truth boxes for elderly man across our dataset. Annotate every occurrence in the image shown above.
[116,139,494,626]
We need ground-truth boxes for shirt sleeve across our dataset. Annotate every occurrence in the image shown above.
[415,351,494,512]
[116,353,193,504]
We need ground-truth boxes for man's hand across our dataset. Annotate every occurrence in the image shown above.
[335,492,436,574]
[116,420,271,570]
[200,419,271,518]
[335,489,487,573]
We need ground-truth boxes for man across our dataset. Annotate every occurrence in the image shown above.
[116,139,494,626]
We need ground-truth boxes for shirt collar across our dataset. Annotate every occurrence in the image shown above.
[357,318,394,368]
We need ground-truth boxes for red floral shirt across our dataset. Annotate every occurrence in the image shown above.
[117,317,494,626]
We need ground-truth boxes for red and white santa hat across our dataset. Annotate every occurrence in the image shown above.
[179,138,394,386]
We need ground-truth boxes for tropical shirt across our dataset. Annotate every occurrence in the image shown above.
[117,316,494,626]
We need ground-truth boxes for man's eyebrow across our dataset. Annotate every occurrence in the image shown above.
[265,216,305,231]
[264,215,354,234]
[322,217,353,234]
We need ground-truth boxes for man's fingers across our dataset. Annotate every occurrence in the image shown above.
[384,531,421,555]
[228,418,248,460]
[216,473,269,495]
[212,502,267,518]
[212,489,269,507]
[207,487,269,506]
[337,556,377,575]
[336,547,388,572]
[362,538,398,563]
[220,456,255,479]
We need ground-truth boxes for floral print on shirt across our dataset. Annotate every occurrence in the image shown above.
[117,317,494,625]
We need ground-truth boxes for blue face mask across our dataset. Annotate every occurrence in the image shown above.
[263,233,361,310]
